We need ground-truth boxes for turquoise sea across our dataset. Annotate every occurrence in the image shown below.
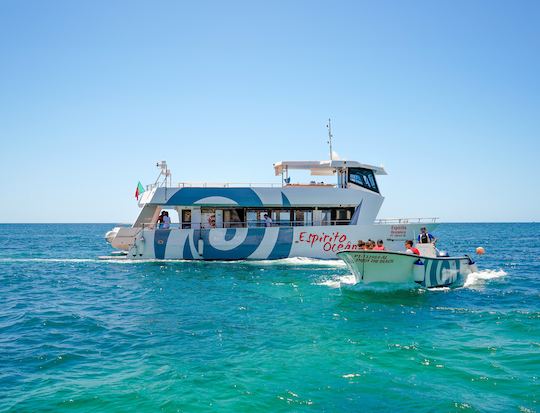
[0,223,538,412]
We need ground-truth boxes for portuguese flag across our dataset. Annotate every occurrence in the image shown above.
[135,181,145,200]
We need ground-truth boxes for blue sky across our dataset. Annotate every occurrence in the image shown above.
[1,0,539,223]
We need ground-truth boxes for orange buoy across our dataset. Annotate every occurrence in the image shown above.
[476,247,485,255]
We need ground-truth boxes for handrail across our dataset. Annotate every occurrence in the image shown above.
[141,219,352,230]
[177,182,282,188]
[145,181,338,190]
[374,217,439,224]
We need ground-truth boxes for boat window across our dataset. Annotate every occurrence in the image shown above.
[294,210,304,226]
[247,210,271,227]
[294,210,313,226]
[202,208,217,229]
[272,210,291,226]
[332,209,349,225]
[224,209,244,228]
[321,210,331,225]
[247,210,258,227]
[348,168,379,193]
[182,209,191,229]
[330,208,355,225]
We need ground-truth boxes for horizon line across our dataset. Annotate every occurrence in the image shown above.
[0,221,537,225]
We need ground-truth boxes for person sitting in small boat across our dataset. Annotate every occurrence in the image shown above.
[365,241,374,250]
[373,239,385,251]
[417,227,436,244]
[357,240,366,249]
[405,240,420,255]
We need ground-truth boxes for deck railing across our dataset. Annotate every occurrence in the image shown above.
[374,217,439,224]
[141,219,352,230]
[176,182,283,188]
[145,182,337,190]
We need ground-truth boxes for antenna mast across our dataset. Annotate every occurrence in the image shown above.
[326,118,333,160]
[155,161,172,187]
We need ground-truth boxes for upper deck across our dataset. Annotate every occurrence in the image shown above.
[132,160,436,229]
[273,160,387,176]
[143,159,387,192]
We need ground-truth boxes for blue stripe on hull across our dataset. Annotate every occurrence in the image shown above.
[154,230,172,259]
[178,227,295,260]
[165,188,263,207]
[424,258,461,287]
[200,228,264,260]
[267,227,294,259]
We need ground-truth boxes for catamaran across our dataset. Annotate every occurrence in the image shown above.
[103,158,438,260]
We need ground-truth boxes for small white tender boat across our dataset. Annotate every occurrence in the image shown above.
[337,244,478,288]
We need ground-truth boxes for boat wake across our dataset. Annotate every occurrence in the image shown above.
[0,256,348,266]
[315,268,508,292]
[243,257,346,267]
[463,269,507,289]
[314,274,419,292]
[0,258,99,263]
[315,274,356,289]
[0,257,173,264]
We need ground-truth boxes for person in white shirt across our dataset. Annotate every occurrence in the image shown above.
[162,211,171,229]
[264,213,273,227]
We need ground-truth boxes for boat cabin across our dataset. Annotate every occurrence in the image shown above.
[134,160,386,230]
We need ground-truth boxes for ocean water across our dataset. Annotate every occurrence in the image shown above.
[0,223,538,412]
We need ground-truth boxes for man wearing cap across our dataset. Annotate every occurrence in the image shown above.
[417,227,435,244]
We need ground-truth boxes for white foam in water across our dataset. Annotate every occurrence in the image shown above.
[463,269,507,289]
[0,258,99,263]
[316,269,508,292]
[0,256,348,266]
[0,258,183,264]
[316,274,356,289]
[260,257,346,266]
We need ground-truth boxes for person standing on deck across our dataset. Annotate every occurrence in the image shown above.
[156,212,165,229]
[264,214,273,227]
[161,211,171,229]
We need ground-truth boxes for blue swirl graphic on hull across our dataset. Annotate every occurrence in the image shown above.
[174,190,294,260]
[154,229,172,259]
[166,188,263,207]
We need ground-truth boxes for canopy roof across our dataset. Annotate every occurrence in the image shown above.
[273,160,387,176]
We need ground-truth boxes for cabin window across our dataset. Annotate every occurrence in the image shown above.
[247,210,258,227]
[320,210,331,225]
[331,208,354,225]
[247,210,271,227]
[272,210,291,226]
[182,209,192,229]
[224,209,244,228]
[333,209,349,225]
[294,210,313,226]
[202,208,217,228]
[348,168,379,193]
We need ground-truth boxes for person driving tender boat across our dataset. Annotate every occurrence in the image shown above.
[417,227,435,244]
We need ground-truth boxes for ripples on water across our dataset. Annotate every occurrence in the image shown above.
[0,223,538,412]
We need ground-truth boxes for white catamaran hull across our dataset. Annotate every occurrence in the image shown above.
[108,223,435,260]
[337,250,478,287]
